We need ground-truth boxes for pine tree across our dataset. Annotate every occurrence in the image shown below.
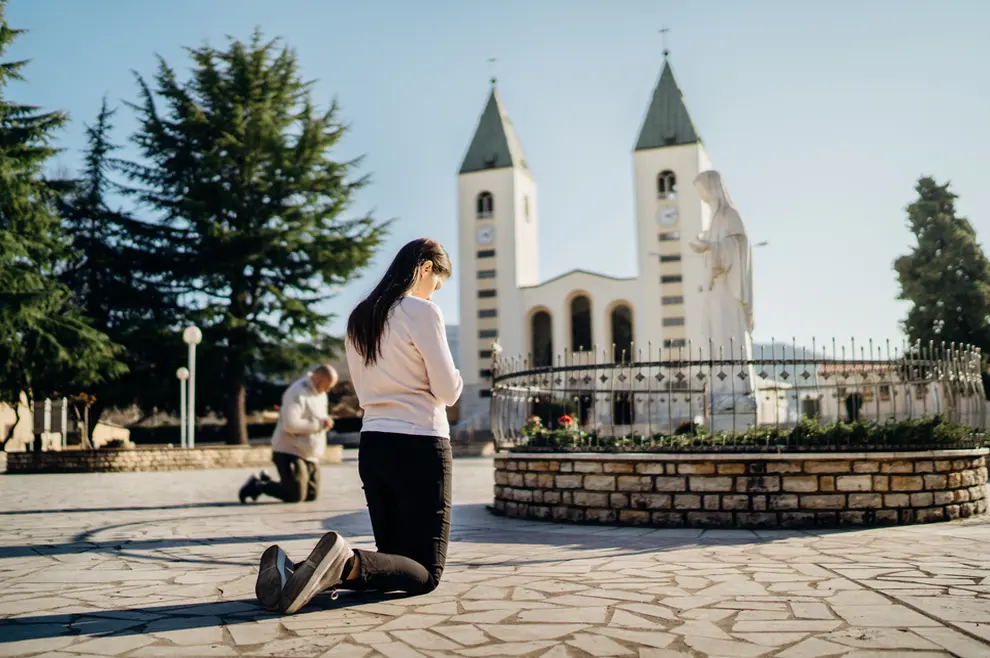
[58,99,184,433]
[894,177,990,365]
[0,1,123,448]
[121,30,388,444]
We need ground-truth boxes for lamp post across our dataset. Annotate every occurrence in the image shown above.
[182,326,203,449]
[176,367,190,448]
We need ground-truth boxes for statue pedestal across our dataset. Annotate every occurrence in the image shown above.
[709,394,757,434]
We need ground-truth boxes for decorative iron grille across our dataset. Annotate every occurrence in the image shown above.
[490,339,987,453]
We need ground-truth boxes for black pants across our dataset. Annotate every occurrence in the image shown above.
[345,431,452,595]
[261,452,320,503]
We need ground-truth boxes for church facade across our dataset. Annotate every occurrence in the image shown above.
[455,58,717,427]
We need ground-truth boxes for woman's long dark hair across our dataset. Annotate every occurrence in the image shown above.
[347,238,452,366]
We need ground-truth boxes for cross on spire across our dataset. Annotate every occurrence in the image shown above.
[488,57,498,86]
[659,26,671,58]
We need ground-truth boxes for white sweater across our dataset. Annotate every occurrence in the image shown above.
[346,296,464,438]
[270,377,329,462]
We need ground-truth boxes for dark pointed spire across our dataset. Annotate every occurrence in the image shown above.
[634,60,700,151]
[459,85,529,174]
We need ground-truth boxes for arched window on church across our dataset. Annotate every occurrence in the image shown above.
[531,310,552,367]
[570,295,592,352]
[610,304,633,363]
[476,191,494,219]
[657,170,677,200]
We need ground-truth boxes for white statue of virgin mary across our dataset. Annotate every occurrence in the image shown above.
[689,170,756,401]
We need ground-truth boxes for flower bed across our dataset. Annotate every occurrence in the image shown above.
[513,416,986,454]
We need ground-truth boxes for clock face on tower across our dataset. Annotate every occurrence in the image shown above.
[477,226,494,245]
[658,206,679,227]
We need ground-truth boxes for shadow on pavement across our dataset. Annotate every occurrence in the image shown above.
[0,503,827,564]
[0,501,246,516]
[0,591,406,644]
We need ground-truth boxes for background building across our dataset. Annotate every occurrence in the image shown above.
[454,56,724,429]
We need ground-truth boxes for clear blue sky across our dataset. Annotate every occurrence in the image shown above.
[10,0,990,351]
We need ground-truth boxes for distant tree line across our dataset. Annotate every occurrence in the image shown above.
[0,0,387,447]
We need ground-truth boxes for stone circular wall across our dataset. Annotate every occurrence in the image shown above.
[5,444,344,474]
[493,450,989,528]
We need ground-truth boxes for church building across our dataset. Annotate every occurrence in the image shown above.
[455,56,717,427]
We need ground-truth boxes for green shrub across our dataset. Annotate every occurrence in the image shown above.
[512,415,986,453]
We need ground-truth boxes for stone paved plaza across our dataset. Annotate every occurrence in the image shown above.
[2,454,990,657]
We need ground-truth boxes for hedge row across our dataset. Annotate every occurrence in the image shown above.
[515,416,987,453]
[127,416,363,445]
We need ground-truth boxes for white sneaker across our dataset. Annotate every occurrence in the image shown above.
[279,532,353,615]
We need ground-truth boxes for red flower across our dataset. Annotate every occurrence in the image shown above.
[559,414,574,426]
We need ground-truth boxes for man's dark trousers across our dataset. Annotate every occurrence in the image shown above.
[261,451,320,502]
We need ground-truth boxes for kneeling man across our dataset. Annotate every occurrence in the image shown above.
[240,365,337,503]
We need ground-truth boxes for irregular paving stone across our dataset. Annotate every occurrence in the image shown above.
[2,457,989,658]
[843,649,953,658]
[682,635,773,657]
[670,619,732,639]
[608,610,656,629]
[0,636,76,657]
[227,621,280,645]
[774,637,849,658]
[589,628,676,649]
[614,602,678,621]
[732,620,844,633]
[366,641,426,658]
[480,624,590,641]
[456,640,556,656]
[732,633,810,647]
[566,632,634,656]
[825,627,941,650]
[433,624,489,646]
[314,644,371,658]
[519,606,609,624]
[390,629,463,651]
[446,609,516,624]
[679,607,734,622]
[130,645,238,657]
[376,614,450,631]
[539,646,577,658]
[914,626,990,658]
[63,634,157,656]
[831,604,941,627]
[146,616,226,645]
[897,595,990,623]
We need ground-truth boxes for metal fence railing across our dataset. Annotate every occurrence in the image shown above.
[490,339,987,453]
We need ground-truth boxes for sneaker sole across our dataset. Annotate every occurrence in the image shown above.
[255,545,291,611]
[281,532,348,615]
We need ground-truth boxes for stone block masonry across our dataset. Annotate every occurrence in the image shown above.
[3,435,492,474]
[6,444,344,474]
[493,450,989,528]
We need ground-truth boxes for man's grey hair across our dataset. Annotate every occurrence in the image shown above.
[312,364,338,383]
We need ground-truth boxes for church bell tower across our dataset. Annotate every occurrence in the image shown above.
[632,53,712,355]
[456,80,538,425]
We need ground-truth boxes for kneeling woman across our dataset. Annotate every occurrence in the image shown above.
[255,238,463,614]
